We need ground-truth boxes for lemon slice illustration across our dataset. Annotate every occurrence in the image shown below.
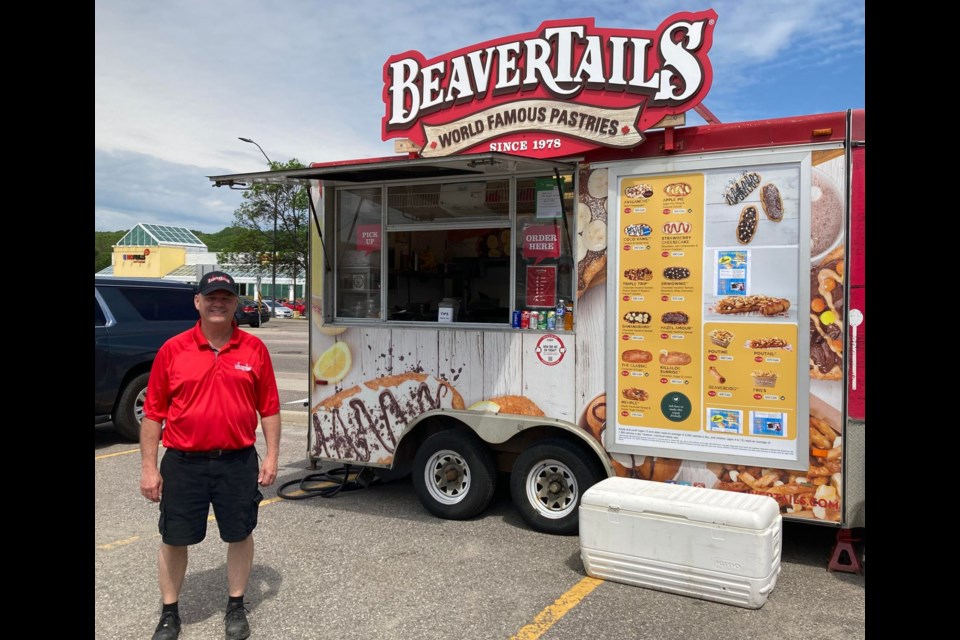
[468,400,501,413]
[313,342,352,384]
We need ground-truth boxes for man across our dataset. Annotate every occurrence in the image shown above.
[140,271,281,640]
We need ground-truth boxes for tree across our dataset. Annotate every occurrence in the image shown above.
[95,231,126,272]
[220,159,310,298]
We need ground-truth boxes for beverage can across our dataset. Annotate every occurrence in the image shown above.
[546,310,556,330]
[538,311,547,330]
[511,310,521,328]
[529,310,539,329]
[520,310,530,329]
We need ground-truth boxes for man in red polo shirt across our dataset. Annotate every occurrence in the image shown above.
[139,271,280,640]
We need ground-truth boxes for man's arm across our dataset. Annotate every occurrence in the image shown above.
[140,417,164,502]
[258,413,281,487]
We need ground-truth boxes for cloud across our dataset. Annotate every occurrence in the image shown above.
[95,0,864,233]
[95,149,245,232]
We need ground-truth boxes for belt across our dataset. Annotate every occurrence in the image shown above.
[170,446,253,459]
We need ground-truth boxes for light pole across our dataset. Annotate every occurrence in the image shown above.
[239,137,277,317]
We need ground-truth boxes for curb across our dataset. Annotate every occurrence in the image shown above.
[280,409,308,427]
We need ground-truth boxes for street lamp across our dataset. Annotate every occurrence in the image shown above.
[239,137,277,317]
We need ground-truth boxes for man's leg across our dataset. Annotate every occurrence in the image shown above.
[224,535,254,639]
[158,543,189,603]
[152,543,188,639]
[226,534,254,597]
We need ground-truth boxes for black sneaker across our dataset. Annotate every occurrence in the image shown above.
[224,602,251,640]
[152,611,181,640]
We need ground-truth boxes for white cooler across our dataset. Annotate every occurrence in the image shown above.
[579,477,782,609]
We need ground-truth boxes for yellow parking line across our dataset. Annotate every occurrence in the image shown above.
[97,535,141,550]
[510,576,603,640]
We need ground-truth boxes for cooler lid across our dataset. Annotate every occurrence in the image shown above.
[581,477,780,530]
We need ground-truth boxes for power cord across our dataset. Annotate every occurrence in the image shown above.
[277,464,379,500]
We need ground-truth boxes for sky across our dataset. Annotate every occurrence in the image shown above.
[94,0,865,233]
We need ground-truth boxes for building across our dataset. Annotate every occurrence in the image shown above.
[95,223,306,300]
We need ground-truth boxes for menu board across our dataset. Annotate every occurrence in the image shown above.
[526,265,557,308]
[611,164,804,466]
[616,174,704,434]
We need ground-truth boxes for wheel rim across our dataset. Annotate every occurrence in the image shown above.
[134,387,147,423]
[525,458,578,520]
[423,449,471,505]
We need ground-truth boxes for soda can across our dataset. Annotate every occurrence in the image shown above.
[512,310,521,328]
[538,311,547,330]
[520,310,530,329]
[546,310,557,330]
[529,310,539,329]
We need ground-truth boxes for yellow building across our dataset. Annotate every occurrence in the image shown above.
[109,223,201,278]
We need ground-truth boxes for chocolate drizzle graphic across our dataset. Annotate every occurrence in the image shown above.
[312,377,462,462]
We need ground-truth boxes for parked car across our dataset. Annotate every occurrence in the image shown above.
[284,299,306,314]
[235,297,271,327]
[264,302,293,318]
[95,277,199,441]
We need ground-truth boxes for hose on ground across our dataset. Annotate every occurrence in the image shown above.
[277,464,378,500]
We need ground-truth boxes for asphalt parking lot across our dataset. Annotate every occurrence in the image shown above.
[94,319,866,639]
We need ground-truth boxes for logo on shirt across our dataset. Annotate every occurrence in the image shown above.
[234,362,253,372]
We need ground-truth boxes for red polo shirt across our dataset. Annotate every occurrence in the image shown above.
[144,321,281,451]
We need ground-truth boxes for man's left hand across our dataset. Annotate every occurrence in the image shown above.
[258,457,278,487]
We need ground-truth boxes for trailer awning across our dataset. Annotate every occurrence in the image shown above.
[208,152,579,189]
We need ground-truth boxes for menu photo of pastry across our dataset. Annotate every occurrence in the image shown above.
[810,245,844,380]
[703,166,800,248]
[712,294,791,317]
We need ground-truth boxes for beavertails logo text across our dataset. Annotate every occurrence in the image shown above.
[382,11,716,159]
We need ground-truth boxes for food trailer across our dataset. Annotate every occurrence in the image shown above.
[210,10,864,563]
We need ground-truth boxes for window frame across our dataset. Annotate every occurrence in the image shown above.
[328,166,578,329]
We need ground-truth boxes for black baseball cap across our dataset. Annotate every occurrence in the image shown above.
[198,271,238,296]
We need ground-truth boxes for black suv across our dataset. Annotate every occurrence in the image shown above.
[95,277,199,441]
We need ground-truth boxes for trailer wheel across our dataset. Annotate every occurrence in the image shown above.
[412,430,497,521]
[510,438,605,535]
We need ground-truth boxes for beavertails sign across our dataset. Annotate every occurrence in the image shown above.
[381,10,717,159]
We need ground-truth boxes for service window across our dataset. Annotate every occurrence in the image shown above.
[334,187,384,319]
[513,175,576,313]
[332,172,575,325]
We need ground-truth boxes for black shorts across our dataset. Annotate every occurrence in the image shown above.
[158,446,263,546]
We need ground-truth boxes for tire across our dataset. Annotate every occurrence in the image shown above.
[114,372,150,442]
[412,430,497,521]
[250,319,260,327]
[510,438,605,535]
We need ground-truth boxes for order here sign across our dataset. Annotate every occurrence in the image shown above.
[522,224,561,264]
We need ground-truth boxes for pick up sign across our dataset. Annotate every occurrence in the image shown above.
[356,225,381,253]
[522,224,561,264]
